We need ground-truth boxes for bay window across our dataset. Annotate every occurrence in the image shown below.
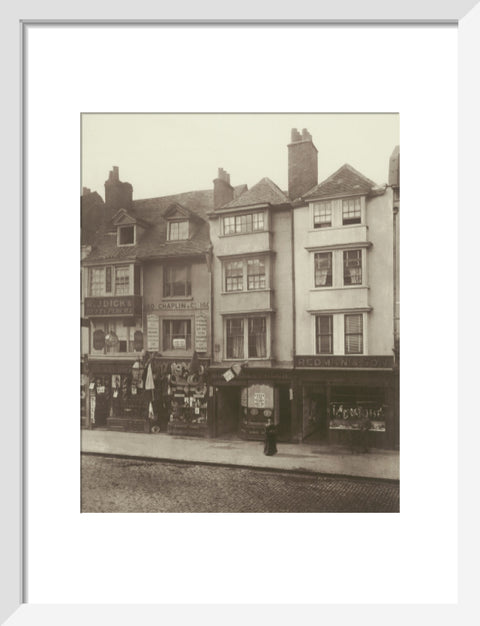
[223,256,267,292]
[89,265,132,296]
[222,211,265,235]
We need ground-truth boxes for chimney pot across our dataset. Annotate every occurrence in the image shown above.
[213,168,234,208]
[288,128,318,200]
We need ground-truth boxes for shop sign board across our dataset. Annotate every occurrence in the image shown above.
[146,314,160,351]
[172,338,186,349]
[146,301,209,311]
[295,355,394,369]
[194,314,208,352]
[85,295,142,317]
[247,384,274,409]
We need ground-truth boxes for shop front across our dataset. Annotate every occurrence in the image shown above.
[208,367,294,441]
[87,353,211,435]
[294,355,398,449]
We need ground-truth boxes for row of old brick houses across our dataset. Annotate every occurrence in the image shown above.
[81,129,400,449]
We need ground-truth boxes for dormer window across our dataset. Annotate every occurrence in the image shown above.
[118,225,135,246]
[168,220,189,241]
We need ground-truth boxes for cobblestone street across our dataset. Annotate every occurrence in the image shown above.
[81,454,399,513]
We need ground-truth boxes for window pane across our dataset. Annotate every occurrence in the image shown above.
[226,318,244,359]
[225,261,243,291]
[163,319,191,350]
[314,252,332,287]
[90,268,105,296]
[342,197,361,225]
[119,226,134,245]
[247,258,266,290]
[115,266,129,295]
[316,315,333,354]
[169,221,188,240]
[224,216,235,235]
[343,250,362,285]
[248,317,266,358]
[313,202,332,228]
[345,314,363,354]
[252,212,265,231]
[164,264,191,297]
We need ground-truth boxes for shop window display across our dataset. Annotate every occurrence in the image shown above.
[166,354,208,436]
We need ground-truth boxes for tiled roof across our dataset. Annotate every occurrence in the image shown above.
[83,189,214,264]
[221,177,290,209]
[303,164,379,200]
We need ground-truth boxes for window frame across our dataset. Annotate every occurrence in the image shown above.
[167,219,189,241]
[313,201,332,229]
[225,315,269,360]
[223,256,268,292]
[344,314,363,354]
[117,225,135,246]
[89,264,132,297]
[343,249,363,286]
[163,263,192,298]
[162,318,192,351]
[342,197,362,225]
[222,211,265,236]
[314,251,333,288]
[315,315,333,354]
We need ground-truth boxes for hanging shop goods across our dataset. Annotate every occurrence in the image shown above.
[166,360,208,437]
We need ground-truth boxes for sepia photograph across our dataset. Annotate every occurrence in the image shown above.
[80,113,400,513]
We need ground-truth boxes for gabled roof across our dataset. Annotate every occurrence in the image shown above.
[221,177,290,209]
[163,202,204,222]
[303,164,379,200]
[111,208,150,229]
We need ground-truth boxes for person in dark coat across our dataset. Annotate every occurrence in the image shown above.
[264,418,278,456]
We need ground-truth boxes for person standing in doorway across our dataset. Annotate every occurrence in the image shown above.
[264,418,278,456]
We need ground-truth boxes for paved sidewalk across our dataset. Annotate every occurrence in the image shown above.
[81,429,399,481]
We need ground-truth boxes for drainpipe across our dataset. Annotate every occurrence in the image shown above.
[290,204,298,441]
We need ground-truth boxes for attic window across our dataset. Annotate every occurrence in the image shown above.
[118,225,135,245]
[168,220,189,241]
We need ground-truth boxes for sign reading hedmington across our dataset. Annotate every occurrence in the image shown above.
[294,355,395,369]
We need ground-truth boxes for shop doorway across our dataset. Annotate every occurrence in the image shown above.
[277,385,292,440]
[302,387,328,442]
[215,387,241,437]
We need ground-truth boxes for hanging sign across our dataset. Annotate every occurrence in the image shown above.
[194,314,208,352]
[147,314,160,351]
[93,329,105,350]
[133,330,144,351]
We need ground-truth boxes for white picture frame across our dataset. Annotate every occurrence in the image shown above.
[2,1,477,623]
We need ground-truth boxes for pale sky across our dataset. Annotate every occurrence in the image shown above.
[81,113,399,201]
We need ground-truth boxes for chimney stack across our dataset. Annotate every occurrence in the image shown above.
[288,128,318,200]
[104,166,133,215]
[213,167,234,209]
